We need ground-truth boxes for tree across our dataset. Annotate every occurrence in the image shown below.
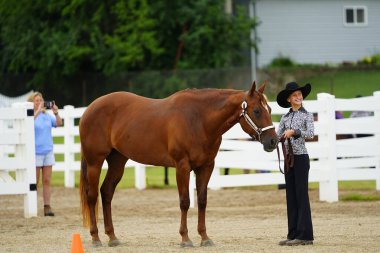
[149,1,256,70]
[0,0,257,105]
[0,0,161,104]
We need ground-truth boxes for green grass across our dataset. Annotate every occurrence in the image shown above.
[266,68,380,101]
[340,193,380,201]
[303,70,380,99]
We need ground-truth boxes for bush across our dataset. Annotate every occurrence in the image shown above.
[371,54,380,66]
[357,53,380,66]
[268,55,296,67]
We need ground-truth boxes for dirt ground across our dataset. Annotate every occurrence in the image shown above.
[0,187,379,253]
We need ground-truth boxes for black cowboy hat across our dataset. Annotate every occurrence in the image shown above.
[276,82,311,108]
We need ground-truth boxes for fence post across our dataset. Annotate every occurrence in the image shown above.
[209,167,221,190]
[63,105,75,188]
[374,91,380,190]
[189,171,195,208]
[24,102,38,217]
[317,93,338,202]
[134,164,146,190]
[12,102,38,217]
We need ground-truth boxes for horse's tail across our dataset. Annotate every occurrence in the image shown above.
[79,153,98,227]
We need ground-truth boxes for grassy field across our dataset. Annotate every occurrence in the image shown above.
[265,68,380,101]
[303,70,380,99]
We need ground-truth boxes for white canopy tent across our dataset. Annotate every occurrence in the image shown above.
[0,91,34,108]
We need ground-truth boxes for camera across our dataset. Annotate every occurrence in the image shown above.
[44,100,55,109]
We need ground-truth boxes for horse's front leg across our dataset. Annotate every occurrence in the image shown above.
[195,165,215,247]
[175,163,193,247]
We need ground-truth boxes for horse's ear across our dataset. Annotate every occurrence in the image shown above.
[258,80,268,94]
[248,81,256,96]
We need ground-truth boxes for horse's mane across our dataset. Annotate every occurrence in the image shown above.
[168,88,245,111]
[175,87,266,105]
[174,88,244,99]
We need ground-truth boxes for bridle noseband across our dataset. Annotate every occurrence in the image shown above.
[239,100,275,143]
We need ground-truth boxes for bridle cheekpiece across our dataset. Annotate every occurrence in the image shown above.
[239,100,275,142]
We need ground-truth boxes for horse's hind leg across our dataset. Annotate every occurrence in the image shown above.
[175,161,193,247]
[101,149,127,247]
[86,162,103,247]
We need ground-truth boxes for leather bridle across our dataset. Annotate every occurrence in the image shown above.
[239,98,291,175]
[239,100,275,143]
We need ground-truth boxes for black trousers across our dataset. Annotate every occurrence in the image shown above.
[285,154,314,240]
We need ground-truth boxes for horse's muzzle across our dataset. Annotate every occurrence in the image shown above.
[263,137,278,152]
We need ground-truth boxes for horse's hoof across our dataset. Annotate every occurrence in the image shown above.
[108,239,121,247]
[92,240,102,247]
[201,239,215,247]
[180,241,194,248]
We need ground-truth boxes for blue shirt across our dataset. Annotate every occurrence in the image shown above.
[34,112,57,155]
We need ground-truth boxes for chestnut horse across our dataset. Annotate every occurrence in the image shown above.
[79,81,277,247]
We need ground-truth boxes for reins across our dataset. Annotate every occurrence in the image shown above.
[276,137,294,174]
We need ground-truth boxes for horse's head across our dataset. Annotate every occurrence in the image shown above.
[239,81,278,152]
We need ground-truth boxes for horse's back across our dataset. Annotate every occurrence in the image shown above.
[81,92,157,125]
[85,91,146,112]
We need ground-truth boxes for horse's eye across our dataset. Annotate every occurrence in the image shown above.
[253,109,260,116]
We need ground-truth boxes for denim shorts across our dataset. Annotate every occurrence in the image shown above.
[35,151,56,167]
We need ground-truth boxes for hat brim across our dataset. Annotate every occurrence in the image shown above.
[276,83,311,108]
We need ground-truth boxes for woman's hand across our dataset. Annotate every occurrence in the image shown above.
[283,129,295,139]
[52,103,63,126]
[52,103,59,115]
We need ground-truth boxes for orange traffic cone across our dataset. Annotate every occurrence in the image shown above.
[71,233,84,253]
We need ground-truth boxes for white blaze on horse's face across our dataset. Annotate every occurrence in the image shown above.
[259,92,270,114]
[262,100,269,113]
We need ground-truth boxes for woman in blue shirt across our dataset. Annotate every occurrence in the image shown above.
[276,82,314,246]
[28,92,63,216]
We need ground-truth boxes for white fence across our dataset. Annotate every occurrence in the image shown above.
[0,103,37,218]
[2,92,379,211]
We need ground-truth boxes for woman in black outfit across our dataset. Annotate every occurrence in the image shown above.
[276,82,314,246]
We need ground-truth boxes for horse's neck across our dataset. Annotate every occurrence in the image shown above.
[203,91,245,137]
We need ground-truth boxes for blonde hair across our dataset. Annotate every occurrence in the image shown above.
[28,92,46,113]
[27,91,43,102]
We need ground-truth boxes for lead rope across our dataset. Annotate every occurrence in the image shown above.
[277,137,294,174]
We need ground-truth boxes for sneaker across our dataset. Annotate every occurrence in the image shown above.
[279,239,291,246]
[286,239,313,246]
[44,205,55,216]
